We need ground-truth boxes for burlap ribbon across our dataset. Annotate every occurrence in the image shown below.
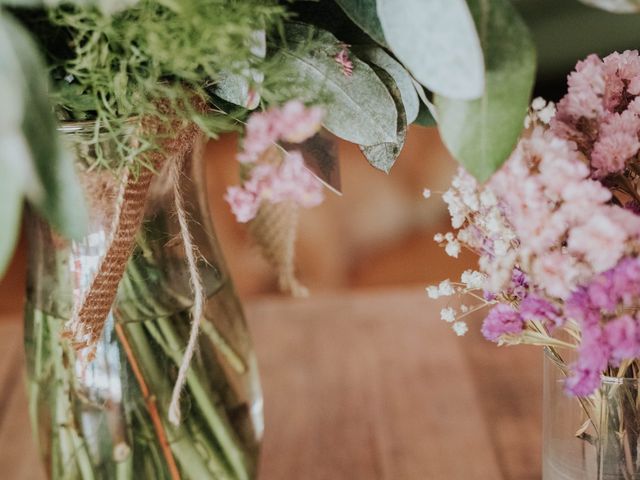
[64,114,205,425]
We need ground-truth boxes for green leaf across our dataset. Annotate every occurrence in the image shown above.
[334,0,387,46]
[413,101,437,128]
[352,46,419,123]
[377,0,485,100]
[279,23,397,146]
[434,0,536,182]
[0,13,87,241]
[0,136,26,277]
[577,0,640,12]
[359,67,407,173]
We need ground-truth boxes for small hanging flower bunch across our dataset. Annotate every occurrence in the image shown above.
[426,50,640,398]
[225,100,325,222]
[226,101,325,296]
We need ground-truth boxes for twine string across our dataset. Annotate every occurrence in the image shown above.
[167,134,207,426]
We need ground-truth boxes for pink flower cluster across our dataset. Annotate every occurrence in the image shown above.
[237,100,324,164]
[225,151,325,222]
[226,101,325,223]
[552,50,640,178]
[490,126,640,299]
[565,257,640,396]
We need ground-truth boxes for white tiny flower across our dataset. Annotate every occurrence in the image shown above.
[531,96,546,111]
[461,269,484,289]
[64,74,75,83]
[460,304,469,313]
[440,307,456,323]
[480,189,497,208]
[538,103,556,124]
[493,239,509,257]
[452,321,468,336]
[457,227,472,245]
[426,286,440,299]
[438,280,455,296]
[444,232,454,242]
[433,233,444,243]
[524,114,532,129]
[445,239,461,258]
[422,188,431,199]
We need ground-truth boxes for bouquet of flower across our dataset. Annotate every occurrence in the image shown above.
[428,50,640,477]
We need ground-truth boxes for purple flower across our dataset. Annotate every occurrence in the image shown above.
[566,328,610,397]
[481,304,524,342]
[520,294,564,330]
[605,315,640,363]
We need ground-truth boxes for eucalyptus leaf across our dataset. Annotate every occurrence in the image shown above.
[334,0,387,46]
[360,67,407,173]
[279,23,397,146]
[0,13,87,242]
[434,0,536,182]
[377,0,485,100]
[413,102,437,128]
[352,46,419,123]
[577,0,640,12]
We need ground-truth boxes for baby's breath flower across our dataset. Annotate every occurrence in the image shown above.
[438,280,455,296]
[531,96,546,110]
[440,307,456,323]
[433,233,444,243]
[460,304,469,313]
[461,270,484,290]
[426,285,440,299]
[445,239,461,258]
[452,321,468,336]
[422,188,431,199]
[444,232,454,242]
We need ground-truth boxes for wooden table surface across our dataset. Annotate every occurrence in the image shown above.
[0,288,542,479]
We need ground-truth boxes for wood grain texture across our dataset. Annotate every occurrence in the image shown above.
[0,289,542,479]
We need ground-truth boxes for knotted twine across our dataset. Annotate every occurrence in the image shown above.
[64,116,208,426]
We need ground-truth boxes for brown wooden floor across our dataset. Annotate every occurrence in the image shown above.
[0,289,541,479]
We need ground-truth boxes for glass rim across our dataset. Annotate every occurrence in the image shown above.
[57,118,139,135]
[543,346,640,386]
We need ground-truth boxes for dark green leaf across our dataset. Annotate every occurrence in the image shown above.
[413,101,437,128]
[359,67,407,173]
[334,0,387,46]
[377,0,485,100]
[279,23,397,146]
[352,46,419,123]
[434,0,536,182]
[577,0,640,12]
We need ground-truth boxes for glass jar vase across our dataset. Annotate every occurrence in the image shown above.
[543,348,640,479]
[24,122,263,479]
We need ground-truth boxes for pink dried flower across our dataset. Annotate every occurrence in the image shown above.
[277,101,324,144]
[224,185,261,223]
[335,45,354,77]
[481,304,524,342]
[225,152,324,223]
[238,100,325,163]
[552,50,640,177]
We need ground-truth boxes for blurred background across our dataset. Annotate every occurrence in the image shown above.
[2,0,640,310]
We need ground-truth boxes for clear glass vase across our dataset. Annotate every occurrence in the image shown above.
[24,122,263,479]
[543,348,640,479]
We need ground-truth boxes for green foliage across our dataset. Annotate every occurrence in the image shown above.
[0,11,86,275]
[359,67,407,173]
[352,45,419,124]
[435,0,536,182]
[43,0,287,171]
[577,0,640,13]
[377,0,485,100]
[334,0,387,45]
[276,23,397,146]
